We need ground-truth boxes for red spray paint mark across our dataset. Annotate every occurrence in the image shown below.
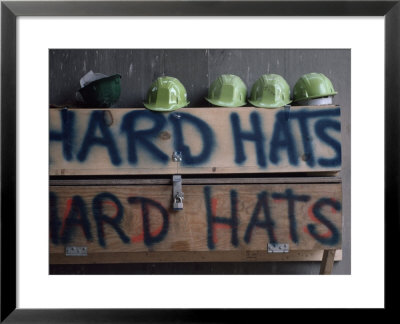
[211,197,218,216]
[211,198,232,244]
[60,197,90,238]
[304,202,332,238]
[213,224,232,244]
[330,198,338,214]
[131,224,164,243]
[308,205,319,223]
[60,198,73,235]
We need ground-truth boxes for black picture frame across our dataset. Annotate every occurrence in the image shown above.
[1,0,398,321]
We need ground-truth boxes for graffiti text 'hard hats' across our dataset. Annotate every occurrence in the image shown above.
[144,76,189,111]
[293,72,337,103]
[248,74,292,108]
[78,74,122,108]
[205,74,247,107]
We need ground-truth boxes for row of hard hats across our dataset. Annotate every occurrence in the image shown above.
[77,72,337,109]
[144,73,337,111]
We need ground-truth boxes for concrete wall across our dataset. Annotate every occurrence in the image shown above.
[49,48,351,274]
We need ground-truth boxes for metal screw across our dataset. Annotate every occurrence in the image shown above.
[172,151,182,162]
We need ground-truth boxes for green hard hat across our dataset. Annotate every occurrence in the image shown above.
[144,76,189,112]
[205,74,247,107]
[293,72,337,102]
[78,74,121,108]
[248,74,292,108]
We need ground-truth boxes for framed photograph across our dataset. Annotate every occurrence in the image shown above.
[1,0,397,321]
[48,48,348,271]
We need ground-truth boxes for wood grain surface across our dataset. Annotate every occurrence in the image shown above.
[50,181,342,264]
[49,106,342,175]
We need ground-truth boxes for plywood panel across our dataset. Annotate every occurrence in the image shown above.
[49,182,342,264]
[49,106,342,175]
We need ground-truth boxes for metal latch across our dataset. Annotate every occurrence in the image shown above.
[267,243,289,253]
[172,174,184,210]
[65,246,88,256]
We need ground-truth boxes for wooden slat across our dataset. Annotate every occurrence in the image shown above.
[50,249,342,264]
[49,106,342,176]
[50,182,342,264]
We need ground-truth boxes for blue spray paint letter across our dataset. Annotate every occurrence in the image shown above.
[307,198,341,245]
[204,186,239,250]
[269,111,298,165]
[314,119,341,167]
[294,112,315,167]
[49,109,75,161]
[127,197,169,247]
[272,189,310,244]
[231,111,267,167]
[49,192,61,245]
[169,112,215,165]
[92,192,130,248]
[60,195,92,245]
[121,110,169,164]
[244,191,276,244]
[77,111,121,165]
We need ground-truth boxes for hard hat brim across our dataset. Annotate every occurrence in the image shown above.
[248,99,292,108]
[205,97,247,108]
[293,91,337,103]
[143,101,189,112]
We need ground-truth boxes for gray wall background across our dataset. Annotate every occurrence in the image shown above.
[49,49,351,275]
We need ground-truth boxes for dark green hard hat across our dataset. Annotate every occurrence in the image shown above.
[205,74,247,107]
[248,74,292,108]
[78,74,121,108]
[293,72,337,103]
[144,76,189,112]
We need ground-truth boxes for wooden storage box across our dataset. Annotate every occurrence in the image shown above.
[50,177,342,264]
[49,106,343,270]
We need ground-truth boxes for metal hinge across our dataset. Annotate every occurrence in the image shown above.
[65,246,88,256]
[267,243,289,253]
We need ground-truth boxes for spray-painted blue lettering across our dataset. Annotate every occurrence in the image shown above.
[50,187,341,250]
[204,186,239,250]
[49,192,61,245]
[169,112,215,165]
[295,112,315,167]
[269,111,298,166]
[120,110,169,165]
[92,192,130,248]
[49,109,75,161]
[291,108,341,167]
[77,111,121,165]
[127,197,169,247]
[51,108,341,169]
[272,189,310,244]
[307,198,341,245]
[231,111,267,168]
[244,191,277,244]
[314,119,341,167]
[60,195,92,245]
